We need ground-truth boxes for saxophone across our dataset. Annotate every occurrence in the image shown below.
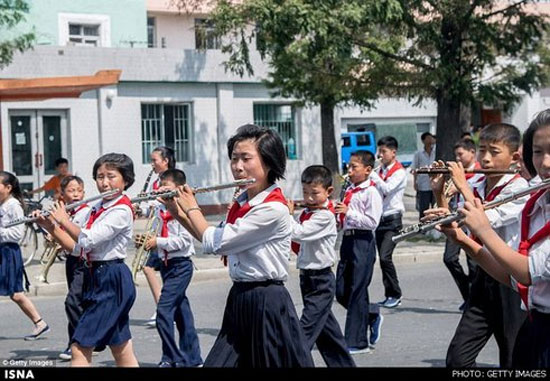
[131,206,162,283]
[36,239,62,283]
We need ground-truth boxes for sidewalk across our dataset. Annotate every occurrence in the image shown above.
[25,173,446,296]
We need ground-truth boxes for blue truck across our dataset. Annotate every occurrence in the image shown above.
[341,131,412,172]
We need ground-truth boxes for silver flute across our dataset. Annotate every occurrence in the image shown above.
[130,178,256,203]
[392,177,550,243]
[5,189,121,228]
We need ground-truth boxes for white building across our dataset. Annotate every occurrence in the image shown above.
[0,0,548,211]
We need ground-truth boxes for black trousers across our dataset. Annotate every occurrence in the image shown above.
[446,270,527,368]
[375,215,402,299]
[416,190,435,221]
[443,238,477,302]
[335,232,378,349]
[513,310,550,368]
[299,268,355,367]
[64,255,85,348]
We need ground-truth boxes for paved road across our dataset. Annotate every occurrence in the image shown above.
[0,259,498,368]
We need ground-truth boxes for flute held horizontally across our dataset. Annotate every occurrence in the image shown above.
[130,178,257,203]
[411,167,519,175]
[392,177,550,243]
[5,189,121,228]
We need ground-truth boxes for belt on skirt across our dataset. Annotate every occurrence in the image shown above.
[85,258,124,269]
[343,229,373,237]
[299,267,332,276]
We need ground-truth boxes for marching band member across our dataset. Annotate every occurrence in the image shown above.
[0,171,50,341]
[44,153,138,367]
[164,124,314,367]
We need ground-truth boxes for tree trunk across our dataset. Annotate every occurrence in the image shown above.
[320,101,339,175]
[320,101,344,195]
[435,94,471,161]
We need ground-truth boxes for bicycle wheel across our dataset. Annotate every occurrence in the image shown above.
[20,224,39,266]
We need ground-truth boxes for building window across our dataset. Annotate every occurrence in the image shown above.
[195,19,220,49]
[141,104,192,163]
[59,13,111,47]
[253,104,298,159]
[68,23,100,46]
[147,17,156,48]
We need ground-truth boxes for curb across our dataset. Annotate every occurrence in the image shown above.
[28,246,446,297]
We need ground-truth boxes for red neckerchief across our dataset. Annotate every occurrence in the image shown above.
[464,162,482,180]
[152,178,160,191]
[159,209,173,266]
[517,189,550,313]
[222,187,288,266]
[291,200,335,255]
[471,174,521,244]
[379,161,404,181]
[338,181,375,227]
[80,195,134,263]
[69,203,89,217]
[455,163,481,205]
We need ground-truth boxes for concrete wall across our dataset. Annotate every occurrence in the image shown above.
[13,0,147,48]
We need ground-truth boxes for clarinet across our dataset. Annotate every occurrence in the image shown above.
[141,169,155,195]
[392,177,550,243]
[339,175,352,202]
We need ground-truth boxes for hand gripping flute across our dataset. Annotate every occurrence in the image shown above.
[129,178,256,203]
[4,189,121,228]
[392,177,550,244]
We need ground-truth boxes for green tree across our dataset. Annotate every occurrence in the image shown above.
[355,0,550,160]
[0,0,34,69]
[177,0,404,176]
[177,0,549,165]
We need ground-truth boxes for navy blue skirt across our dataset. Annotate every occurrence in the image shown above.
[204,281,314,368]
[0,243,26,296]
[71,261,136,349]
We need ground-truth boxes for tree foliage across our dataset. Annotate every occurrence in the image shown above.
[0,0,34,69]
[175,0,550,162]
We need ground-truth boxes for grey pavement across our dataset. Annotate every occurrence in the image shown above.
[25,173,447,297]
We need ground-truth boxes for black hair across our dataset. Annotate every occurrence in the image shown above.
[454,138,476,153]
[421,132,435,141]
[55,158,69,167]
[0,171,25,209]
[152,146,176,170]
[479,123,521,153]
[92,153,135,190]
[301,165,332,189]
[227,124,286,184]
[351,150,376,168]
[159,168,187,187]
[60,175,84,191]
[377,136,398,150]
[522,109,550,178]
[461,131,473,139]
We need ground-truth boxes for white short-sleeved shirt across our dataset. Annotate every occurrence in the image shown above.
[154,204,195,260]
[411,149,436,191]
[471,174,529,248]
[75,194,133,261]
[202,184,291,282]
[290,200,337,270]
[342,180,383,231]
[369,162,407,217]
[511,189,550,313]
[67,204,92,257]
[0,197,25,244]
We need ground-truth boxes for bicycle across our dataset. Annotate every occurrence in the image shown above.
[19,194,51,266]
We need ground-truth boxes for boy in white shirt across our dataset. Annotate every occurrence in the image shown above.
[335,151,384,354]
[289,165,355,367]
